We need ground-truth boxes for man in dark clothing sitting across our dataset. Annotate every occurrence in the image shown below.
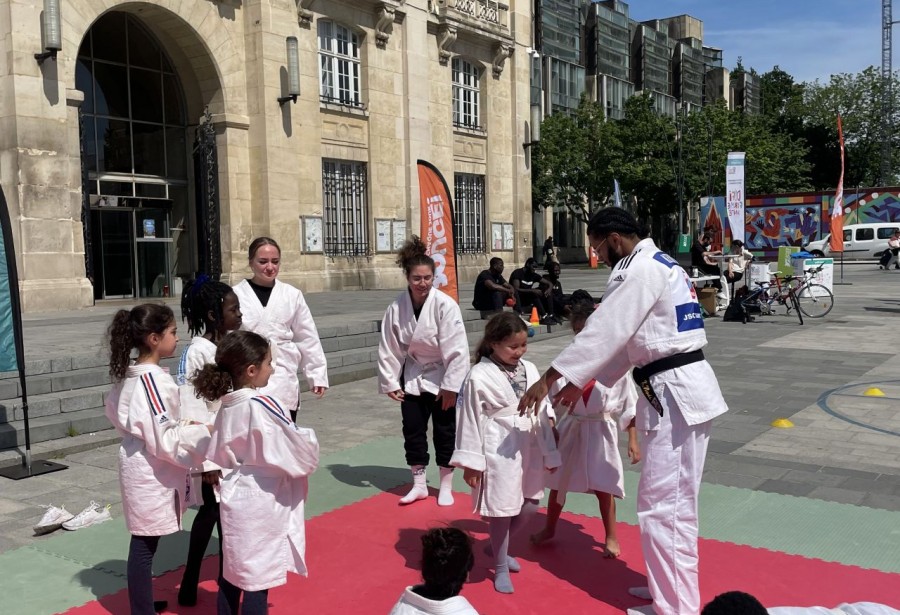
[545,261,571,319]
[472,257,516,315]
[690,232,723,290]
[509,258,559,325]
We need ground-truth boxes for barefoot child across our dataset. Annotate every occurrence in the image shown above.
[105,305,211,615]
[530,302,640,557]
[175,276,243,606]
[389,527,479,614]
[194,331,319,615]
[451,312,561,594]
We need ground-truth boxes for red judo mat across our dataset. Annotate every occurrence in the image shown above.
[63,488,900,614]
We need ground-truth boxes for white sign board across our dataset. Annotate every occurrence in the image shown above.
[726,152,745,244]
[794,257,834,296]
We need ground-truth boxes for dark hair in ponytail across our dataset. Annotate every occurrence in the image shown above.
[586,207,649,240]
[181,275,234,337]
[418,527,474,600]
[192,331,270,401]
[396,236,435,276]
[474,312,527,363]
[107,304,175,381]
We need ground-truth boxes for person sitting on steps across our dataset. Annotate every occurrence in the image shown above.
[509,258,559,325]
[472,257,516,317]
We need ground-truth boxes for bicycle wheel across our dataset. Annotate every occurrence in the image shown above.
[795,284,834,318]
[790,292,804,325]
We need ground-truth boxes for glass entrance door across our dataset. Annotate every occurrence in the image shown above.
[135,206,173,298]
[92,209,135,299]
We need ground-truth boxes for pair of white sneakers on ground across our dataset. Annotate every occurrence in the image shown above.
[33,501,112,535]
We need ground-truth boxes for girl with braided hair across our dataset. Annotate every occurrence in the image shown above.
[175,276,242,606]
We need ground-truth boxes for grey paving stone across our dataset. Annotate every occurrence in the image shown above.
[806,486,867,506]
[756,478,818,498]
[701,470,767,490]
[780,469,848,488]
[859,492,900,512]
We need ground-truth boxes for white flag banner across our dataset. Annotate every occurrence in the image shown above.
[725,152,745,244]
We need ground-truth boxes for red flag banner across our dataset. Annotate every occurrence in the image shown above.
[417,160,459,302]
[829,115,845,253]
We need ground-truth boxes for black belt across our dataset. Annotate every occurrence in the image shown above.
[632,350,705,416]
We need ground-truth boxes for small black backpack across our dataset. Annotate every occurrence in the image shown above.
[722,287,753,323]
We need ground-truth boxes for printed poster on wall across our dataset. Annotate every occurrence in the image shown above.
[726,152,745,244]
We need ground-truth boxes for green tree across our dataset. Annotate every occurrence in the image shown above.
[531,97,620,222]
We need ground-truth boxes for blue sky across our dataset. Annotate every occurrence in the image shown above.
[628,0,883,83]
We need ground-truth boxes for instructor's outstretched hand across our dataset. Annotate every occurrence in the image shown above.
[551,382,583,412]
[518,377,549,416]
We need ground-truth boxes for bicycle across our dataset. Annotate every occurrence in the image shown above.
[741,265,833,324]
[741,276,804,324]
[789,265,834,318]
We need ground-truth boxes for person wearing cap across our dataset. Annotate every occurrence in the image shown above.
[518,207,728,615]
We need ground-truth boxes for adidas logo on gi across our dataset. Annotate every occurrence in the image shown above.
[612,274,625,282]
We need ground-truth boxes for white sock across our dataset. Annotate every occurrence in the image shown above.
[399,466,428,505]
[626,606,655,615]
[438,467,454,506]
[628,587,652,600]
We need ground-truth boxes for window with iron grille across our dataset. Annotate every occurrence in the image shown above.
[322,160,369,256]
[452,58,480,129]
[318,21,362,107]
[453,173,486,253]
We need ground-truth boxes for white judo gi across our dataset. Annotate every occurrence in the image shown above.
[105,364,211,536]
[388,587,480,615]
[551,238,727,615]
[233,279,328,412]
[377,287,470,397]
[451,359,562,517]
[206,389,320,592]
[175,336,223,505]
[547,376,637,500]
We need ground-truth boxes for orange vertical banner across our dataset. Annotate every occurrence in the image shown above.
[829,115,845,253]
[417,160,459,302]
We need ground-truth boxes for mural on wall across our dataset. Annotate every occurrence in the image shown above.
[701,188,900,257]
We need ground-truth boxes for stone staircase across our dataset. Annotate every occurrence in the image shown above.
[0,309,567,464]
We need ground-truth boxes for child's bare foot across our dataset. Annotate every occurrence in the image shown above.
[603,536,621,558]
[530,528,555,545]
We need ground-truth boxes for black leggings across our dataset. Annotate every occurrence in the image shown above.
[401,391,456,467]
[218,577,269,614]
[128,535,161,615]
[180,480,223,595]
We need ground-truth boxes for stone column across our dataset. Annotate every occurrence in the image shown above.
[0,0,93,312]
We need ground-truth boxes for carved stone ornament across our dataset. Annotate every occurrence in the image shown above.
[375,3,396,48]
[437,24,457,66]
[297,0,314,27]
[492,42,513,78]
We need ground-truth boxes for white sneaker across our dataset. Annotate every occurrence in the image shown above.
[62,501,112,531]
[33,504,74,535]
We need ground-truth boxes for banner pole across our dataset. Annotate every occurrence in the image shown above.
[0,187,67,480]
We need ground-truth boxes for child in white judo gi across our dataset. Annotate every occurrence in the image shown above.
[451,312,561,594]
[193,330,320,615]
[530,301,641,557]
[233,236,328,422]
[389,527,479,615]
[105,304,211,615]
[378,237,470,506]
[175,276,243,606]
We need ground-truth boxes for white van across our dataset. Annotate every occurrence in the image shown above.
[805,223,900,260]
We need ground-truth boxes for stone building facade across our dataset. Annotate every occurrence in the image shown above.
[0,0,534,311]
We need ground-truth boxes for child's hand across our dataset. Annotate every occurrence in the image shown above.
[387,390,405,402]
[628,439,641,464]
[463,468,482,488]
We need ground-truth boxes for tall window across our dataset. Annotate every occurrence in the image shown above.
[454,174,485,253]
[318,21,362,106]
[322,160,368,256]
[452,58,480,129]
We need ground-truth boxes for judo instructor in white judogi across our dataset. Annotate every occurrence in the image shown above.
[233,237,329,422]
[378,236,470,506]
[519,208,728,615]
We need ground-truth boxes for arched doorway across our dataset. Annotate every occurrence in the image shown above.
[76,11,194,300]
